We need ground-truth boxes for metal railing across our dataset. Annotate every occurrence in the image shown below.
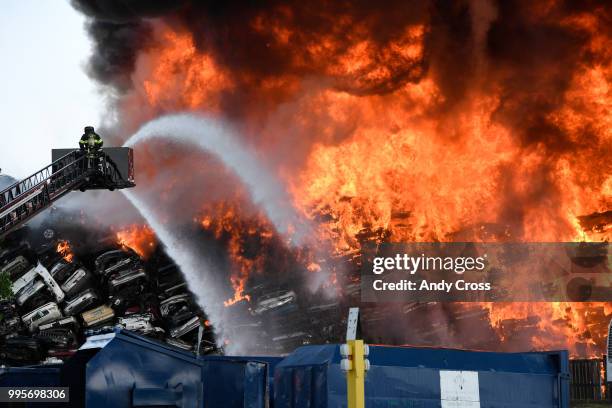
[0,151,79,209]
[0,151,90,236]
[0,148,132,238]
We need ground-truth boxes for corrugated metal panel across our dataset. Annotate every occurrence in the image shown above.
[274,345,570,408]
[200,356,271,408]
[199,356,283,408]
[570,358,604,401]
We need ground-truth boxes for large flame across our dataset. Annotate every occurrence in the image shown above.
[95,2,612,357]
[197,202,274,306]
[115,224,157,259]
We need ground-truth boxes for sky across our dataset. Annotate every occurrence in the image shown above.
[0,1,102,179]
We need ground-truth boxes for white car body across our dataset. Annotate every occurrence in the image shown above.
[117,313,154,332]
[11,267,38,294]
[34,262,64,303]
[22,302,62,332]
[0,255,30,279]
[16,279,45,306]
[38,316,78,332]
[252,290,297,315]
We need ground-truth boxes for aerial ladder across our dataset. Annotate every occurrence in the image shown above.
[0,129,135,239]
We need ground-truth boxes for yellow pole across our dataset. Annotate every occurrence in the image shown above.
[346,339,366,408]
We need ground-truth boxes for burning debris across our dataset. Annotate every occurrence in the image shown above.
[20,0,605,358]
[115,224,157,258]
[56,240,74,263]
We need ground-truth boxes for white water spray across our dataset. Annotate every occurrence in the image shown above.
[122,189,229,339]
[124,113,307,240]
[121,113,310,351]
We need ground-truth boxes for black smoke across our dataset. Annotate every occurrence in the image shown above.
[72,0,431,96]
[71,0,612,129]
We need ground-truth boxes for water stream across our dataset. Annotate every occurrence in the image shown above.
[121,113,308,351]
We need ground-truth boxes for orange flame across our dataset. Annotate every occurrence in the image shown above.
[119,7,611,357]
[197,202,280,307]
[224,276,250,307]
[115,225,157,259]
[56,240,74,263]
[481,302,612,358]
[133,27,232,114]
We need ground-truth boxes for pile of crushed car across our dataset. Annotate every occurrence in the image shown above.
[0,240,216,366]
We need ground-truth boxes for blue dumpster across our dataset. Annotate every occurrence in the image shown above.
[199,356,277,408]
[83,330,271,407]
[0,331,274,407]
[0,331,571,407]
[84,330,204,407]
[274,345,570,408]
[61,348,100,408]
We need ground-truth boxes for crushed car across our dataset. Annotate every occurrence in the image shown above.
[81,305,115,328]
[251,290,297,316]
[63,289,99,316]
[22,302,62,332]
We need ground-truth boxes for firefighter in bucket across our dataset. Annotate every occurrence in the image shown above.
[79,126,103,169]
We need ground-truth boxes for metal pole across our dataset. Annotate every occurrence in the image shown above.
[342,308,368,408]
[346,339,366,408]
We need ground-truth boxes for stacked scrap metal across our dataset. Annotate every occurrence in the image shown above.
[233,281,345,353]
[0,240,217,366]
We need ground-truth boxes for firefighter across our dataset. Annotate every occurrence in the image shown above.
[79,126,103,169]
[79,126,103,153]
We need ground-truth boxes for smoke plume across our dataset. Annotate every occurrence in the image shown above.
[70,0,612,356]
